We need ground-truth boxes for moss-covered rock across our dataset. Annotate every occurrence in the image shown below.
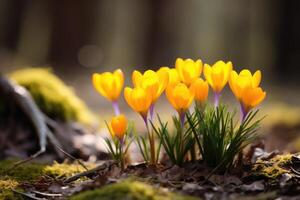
[9,68,96,125]
[70,180,199,200]
[0,160,92,199]
[252,154,292,179]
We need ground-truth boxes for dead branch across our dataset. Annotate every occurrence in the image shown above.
[64,160,116,183]
[11,189,46,200]
[32,191,63,198]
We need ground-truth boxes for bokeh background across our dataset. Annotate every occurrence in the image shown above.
[0,0,299,150]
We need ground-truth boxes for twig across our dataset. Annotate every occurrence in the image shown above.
[64,160,116,183]
[291,167,300,176]
[4,149,45,173]
[12,189,46,200]
[44,115,88,171]
[167,180,184,188]
[55,144,88,171]
[32,190,63,197]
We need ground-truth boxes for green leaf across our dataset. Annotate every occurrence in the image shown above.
[187,105,262,172]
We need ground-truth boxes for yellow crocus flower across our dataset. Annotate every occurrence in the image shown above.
[124,87,152,122]
[229,69,266,119]
[132,69,169,103]
[110,114,128,140]
[132,69,169,119]
[175,58,202,86]
[158,67,180,87]
[229,69,261,100]
[166,83,194,125]
[204,60,232,106]
[190,78,209,105]
[92,69,124,102]
[204,60,232,93]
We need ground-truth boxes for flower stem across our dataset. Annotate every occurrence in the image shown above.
[142,114,148,128]
[141,113,156,165]
[120,142,125,171]
[179,111,185,161]
[180,112,185,128]
[150,130,156,165]
[240,104,248,122]
[149,104,155,120]
[112,101,120,115]
[214,92,221,107]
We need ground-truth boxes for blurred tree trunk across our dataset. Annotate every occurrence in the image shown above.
[91,0,150,71]
[0,0,297,84]
[247,0,281,81]
[16,0,52,65]
[275,0,300,83]
[0,0,25,50]
[0,0,26,72]
[49,0,94,67]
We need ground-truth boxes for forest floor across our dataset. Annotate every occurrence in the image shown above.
[1,151,300,200]
[1,68,300,199]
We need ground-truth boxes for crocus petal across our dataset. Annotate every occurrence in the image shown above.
[132,70,143,87]
[114,69,124,96]
[157,68,169,97]
[204,64,213,87]
[240,69,252,76]
[124,87,151,116]
[211,67,224,93]
[248,87,266,108]
[229,71,239,98]
[253,70,261,87]
[241,86,266,113]
[124,87,134,110]
[159,67,180,87]
[223,61,233,86]
[166,85,179,110]
[92,74,109,100]
[190,78,209,103]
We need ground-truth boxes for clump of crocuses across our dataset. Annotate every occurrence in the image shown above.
[92,58,266,171]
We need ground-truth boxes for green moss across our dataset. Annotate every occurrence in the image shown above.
[0,160,91,181]
[9,68,96,125]
[0,179,22,200]
[44,161,94,178]
[0,160,45,182]
[0,159,92,199]
[0,160,44,200]
[252,154,292,179]
[70,180,199,200]
[0,161,197,200]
